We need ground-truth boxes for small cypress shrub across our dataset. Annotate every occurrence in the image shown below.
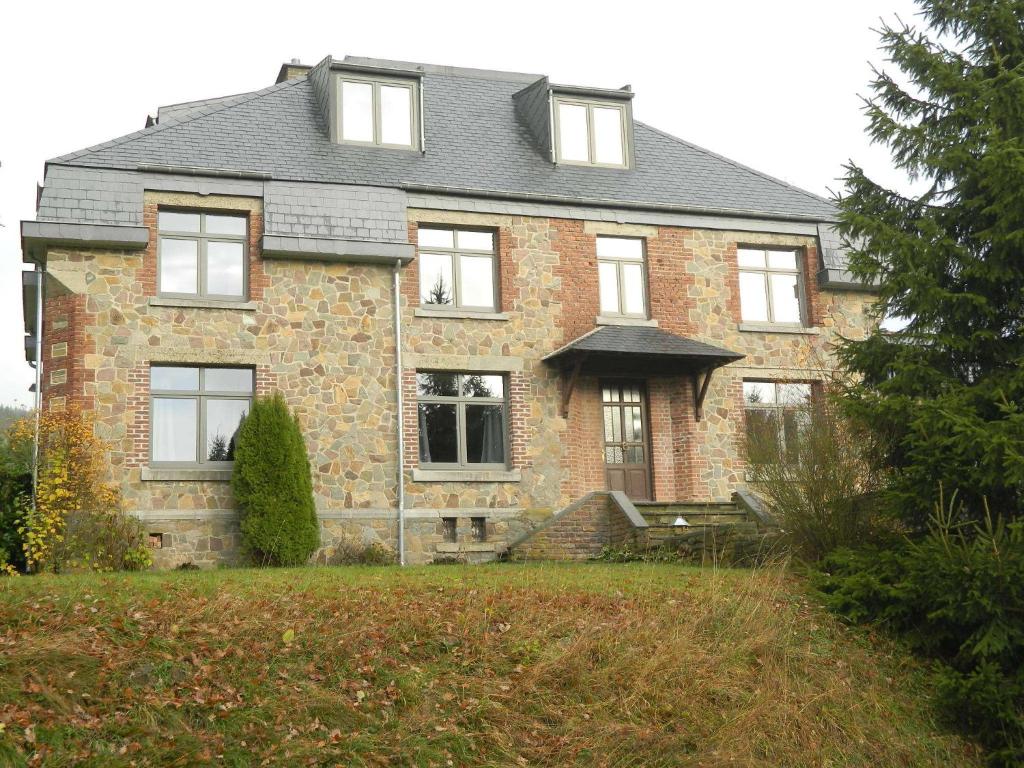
[232,393,319,566]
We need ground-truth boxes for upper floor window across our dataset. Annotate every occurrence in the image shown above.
[737,248,803,325]
[597,236,646,317]
[418,227,497,312]
[554,97,628,167]
[158,210,247,301]
[337,75,419,149]
[150,365,253,466]
[417,372,507,469]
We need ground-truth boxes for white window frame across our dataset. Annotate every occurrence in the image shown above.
[596,236,648,318]
[335,74,420,150]
[736,247,806,326]
[552,96,630,168]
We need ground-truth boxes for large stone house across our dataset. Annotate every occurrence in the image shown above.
[20,56,873,567]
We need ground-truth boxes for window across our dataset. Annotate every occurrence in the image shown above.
[743,381,811,463]
[158,210,247,300]
[417,372,507,469]
[337,75,418,149]
[471,517,487,542]
[553,97,628,167]
[150,365,253,466]
[737,248,803,325]
[441,517,458,543]
[417,228,497,311]
[596,236,647,317]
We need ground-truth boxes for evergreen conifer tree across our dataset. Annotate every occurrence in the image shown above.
[232,393,319,565]
[837,0,1024,525]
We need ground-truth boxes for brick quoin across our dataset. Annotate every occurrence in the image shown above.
[41,284,95,414]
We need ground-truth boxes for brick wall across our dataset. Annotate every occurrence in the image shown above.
[41,281,94,414]
[512,492,645,560]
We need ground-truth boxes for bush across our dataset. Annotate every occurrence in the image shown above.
[745,388,889,560]
[4,408,151,573]
[232,393,319,566]
[814,498,1024,766]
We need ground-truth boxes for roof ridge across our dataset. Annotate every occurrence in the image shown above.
[48,78,306,166]
[634,121,836,211]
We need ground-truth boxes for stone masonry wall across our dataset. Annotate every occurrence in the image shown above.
[42,188,874,568]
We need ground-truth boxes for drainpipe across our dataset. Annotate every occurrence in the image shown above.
[32,263,43,504]
[393,260,406,566]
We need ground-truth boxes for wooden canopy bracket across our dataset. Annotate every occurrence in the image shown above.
[561,356,585,418]
[694,367,714,422]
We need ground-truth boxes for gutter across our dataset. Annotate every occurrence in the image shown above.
[31,264,43,519]
[392,260,406,566]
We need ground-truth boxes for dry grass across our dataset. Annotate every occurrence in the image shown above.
[0,563,980,767]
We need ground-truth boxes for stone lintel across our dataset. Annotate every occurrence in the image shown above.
[405,353,524,372]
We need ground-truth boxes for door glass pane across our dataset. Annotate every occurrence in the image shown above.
[419,252,454,305]
[418,403,457,463]
[737,248,766,268]
[557,102,589,162]
[621,262,645,315]
[417,372,458,397]
[379,85,412,146]
[462,374,504,398]
[598,261,620,314]
[341,80,374,142]
[206,241,245,296]
[459,255,495,309]
[204,368,253,393]
[456,230,493,251]
[624,445,644,464]
[158,211,200,233]
[603,406,622,442]
[418,228,454,248]
[205,214,246,236]
[624,405,643,442]
[605,446,624,464]
[739,271,769,322]
[767,250,798,270]
[596,237,642,260]
[160,238,198,294]
[465,404,505,464]
[152,398,197,462]
[206,399,249,461]
[592,106,624,165]
[151,366,199,392]
[769,273,801,323]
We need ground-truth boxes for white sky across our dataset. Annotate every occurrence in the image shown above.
[0,0,920,407]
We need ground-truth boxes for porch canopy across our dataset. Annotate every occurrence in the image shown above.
[542,325,744,420]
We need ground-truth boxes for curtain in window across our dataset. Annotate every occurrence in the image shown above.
[418,406,432,463]
[478,406,504,464]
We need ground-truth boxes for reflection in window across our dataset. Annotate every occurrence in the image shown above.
[338,76,418,148]
[743,381,812,463]
[417,228,497,311]
[158,210,247,300]
[737,248,803,324]
[150,366,253,466]
[554,97,628,167]
[416,372,507,468]
[596,236,646,317]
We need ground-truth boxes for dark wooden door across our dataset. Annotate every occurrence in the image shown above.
[601,381,651,500]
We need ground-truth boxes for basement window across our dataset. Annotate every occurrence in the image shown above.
[442,517,457,543]
[471,517,487,542]
[337,75,419,149]
[553,97,628,168]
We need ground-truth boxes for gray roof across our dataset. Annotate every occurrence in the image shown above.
[544,325,744,367]
[49,57,837,222]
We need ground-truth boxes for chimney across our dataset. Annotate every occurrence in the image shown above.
[276,58,312,84]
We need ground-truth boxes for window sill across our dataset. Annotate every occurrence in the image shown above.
[148,297,257,311]
[596,315,659,327]
[738,323,818,335]
[412,468,521,483]
[436,542,496,553]
[414,307,509,321]
[141,468,233,482]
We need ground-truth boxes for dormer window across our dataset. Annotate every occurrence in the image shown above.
[336,74,419,149]
[553,96,628,168]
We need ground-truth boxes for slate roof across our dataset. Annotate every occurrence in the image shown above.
[48,57,838,222]
[543,325,744,368]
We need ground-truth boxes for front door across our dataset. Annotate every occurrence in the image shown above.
[601,380,651,500]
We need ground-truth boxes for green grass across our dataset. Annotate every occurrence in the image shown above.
[0,564,980,767]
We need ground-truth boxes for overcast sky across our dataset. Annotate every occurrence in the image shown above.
[0,0,920,408]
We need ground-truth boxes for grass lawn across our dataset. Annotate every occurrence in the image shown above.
[0,563,980,767]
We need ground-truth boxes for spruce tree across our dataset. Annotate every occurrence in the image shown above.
[837,0,1024,526]
[232,393,320,565]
